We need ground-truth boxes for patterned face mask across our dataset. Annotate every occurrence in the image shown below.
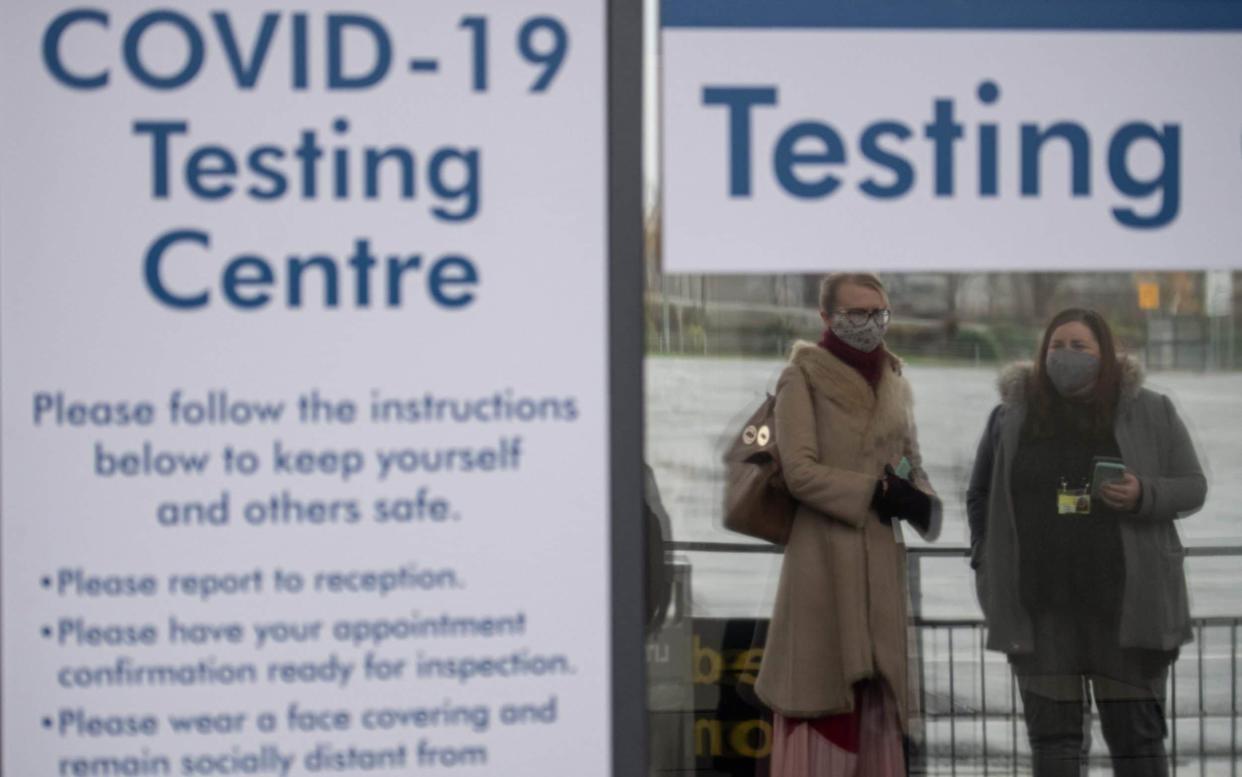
[831,313,888,353]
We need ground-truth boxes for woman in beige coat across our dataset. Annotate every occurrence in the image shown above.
[756,273,941,776]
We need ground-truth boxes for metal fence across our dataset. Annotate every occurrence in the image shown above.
[667,541,1242,774]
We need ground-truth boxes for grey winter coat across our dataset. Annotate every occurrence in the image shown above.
[967,359,1207,654]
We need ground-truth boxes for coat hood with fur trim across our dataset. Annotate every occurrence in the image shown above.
[997,354,1145,407]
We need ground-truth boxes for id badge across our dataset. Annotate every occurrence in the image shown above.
[1056,485,1091,515]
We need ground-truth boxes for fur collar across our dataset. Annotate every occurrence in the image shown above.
[789,339,906,414]
[998,355,1145,406]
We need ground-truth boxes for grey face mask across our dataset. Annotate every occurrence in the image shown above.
[1046,349,1100,397]
[831,314,887,353]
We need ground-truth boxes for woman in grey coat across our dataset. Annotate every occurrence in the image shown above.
[968,308,1206,777]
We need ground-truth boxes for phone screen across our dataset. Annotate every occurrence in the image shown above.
[1092,460,1127,496]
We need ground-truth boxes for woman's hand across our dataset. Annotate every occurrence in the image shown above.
[1100,471,1142,512]
[873,470,932,532]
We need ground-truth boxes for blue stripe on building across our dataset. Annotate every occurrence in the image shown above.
[662,0,1242,30]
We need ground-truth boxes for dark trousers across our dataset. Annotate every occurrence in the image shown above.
[1012,611,1174,777]
[1018,676,1168,777]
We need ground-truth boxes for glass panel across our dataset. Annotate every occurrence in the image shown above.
[644,269,1242,775]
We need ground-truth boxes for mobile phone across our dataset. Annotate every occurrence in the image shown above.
[894,456,912,480]
[1092,457,1127,497]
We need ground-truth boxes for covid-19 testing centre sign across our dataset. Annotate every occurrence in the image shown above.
[661,0,1242,273]
[1,2,644,776]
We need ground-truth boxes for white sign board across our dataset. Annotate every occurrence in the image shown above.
[1206,270,1234,318]
[1,3,612,775]
[662,2,1242,272]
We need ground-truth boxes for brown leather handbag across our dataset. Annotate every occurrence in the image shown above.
[722,394,796,544]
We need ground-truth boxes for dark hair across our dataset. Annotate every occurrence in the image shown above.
[1029,308,1122,437]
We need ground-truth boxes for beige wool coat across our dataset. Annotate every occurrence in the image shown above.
[755,341,940,730]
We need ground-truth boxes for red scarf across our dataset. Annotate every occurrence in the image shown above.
[819,329,887,390]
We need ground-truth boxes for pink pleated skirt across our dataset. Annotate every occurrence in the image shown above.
[770,681,906,777]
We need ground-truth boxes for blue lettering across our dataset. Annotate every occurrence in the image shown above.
[698,79,1180,231]
[247,147,288,199]
[42,9,109,90]
[292,13,310,90]
[327,14,392,89]
[123,10,204,90]
[429,149,480,221]
[773,121,845,199]
[428,256,479,309]
[222,257,275,309]
[923,98,963,196]
[859,121,914,199]
[333,118,351,199]
[1020,122,1091,196]
[186,146,237,200]
[348,240,378,307]
[977,80,1001,197]
[142,237,476,312]
[364,148,415,200]
[386,256,422,307]
[145,230,210,309]
[133,121,188,199]
[295,130,323,198]
[1109,123,1181,229]
[287,256,339,308]
[703,86,779,197]
[212,12,280,89]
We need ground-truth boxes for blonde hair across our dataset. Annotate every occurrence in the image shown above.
[818,273,888,313]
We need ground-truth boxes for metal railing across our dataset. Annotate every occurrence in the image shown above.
[667,541,1242,773]
[911,616,1240,776]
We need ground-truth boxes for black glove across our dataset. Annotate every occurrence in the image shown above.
[871,477,898,525]
[871,467,932,534]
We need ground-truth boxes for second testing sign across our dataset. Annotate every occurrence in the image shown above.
[661,0,1242,272]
